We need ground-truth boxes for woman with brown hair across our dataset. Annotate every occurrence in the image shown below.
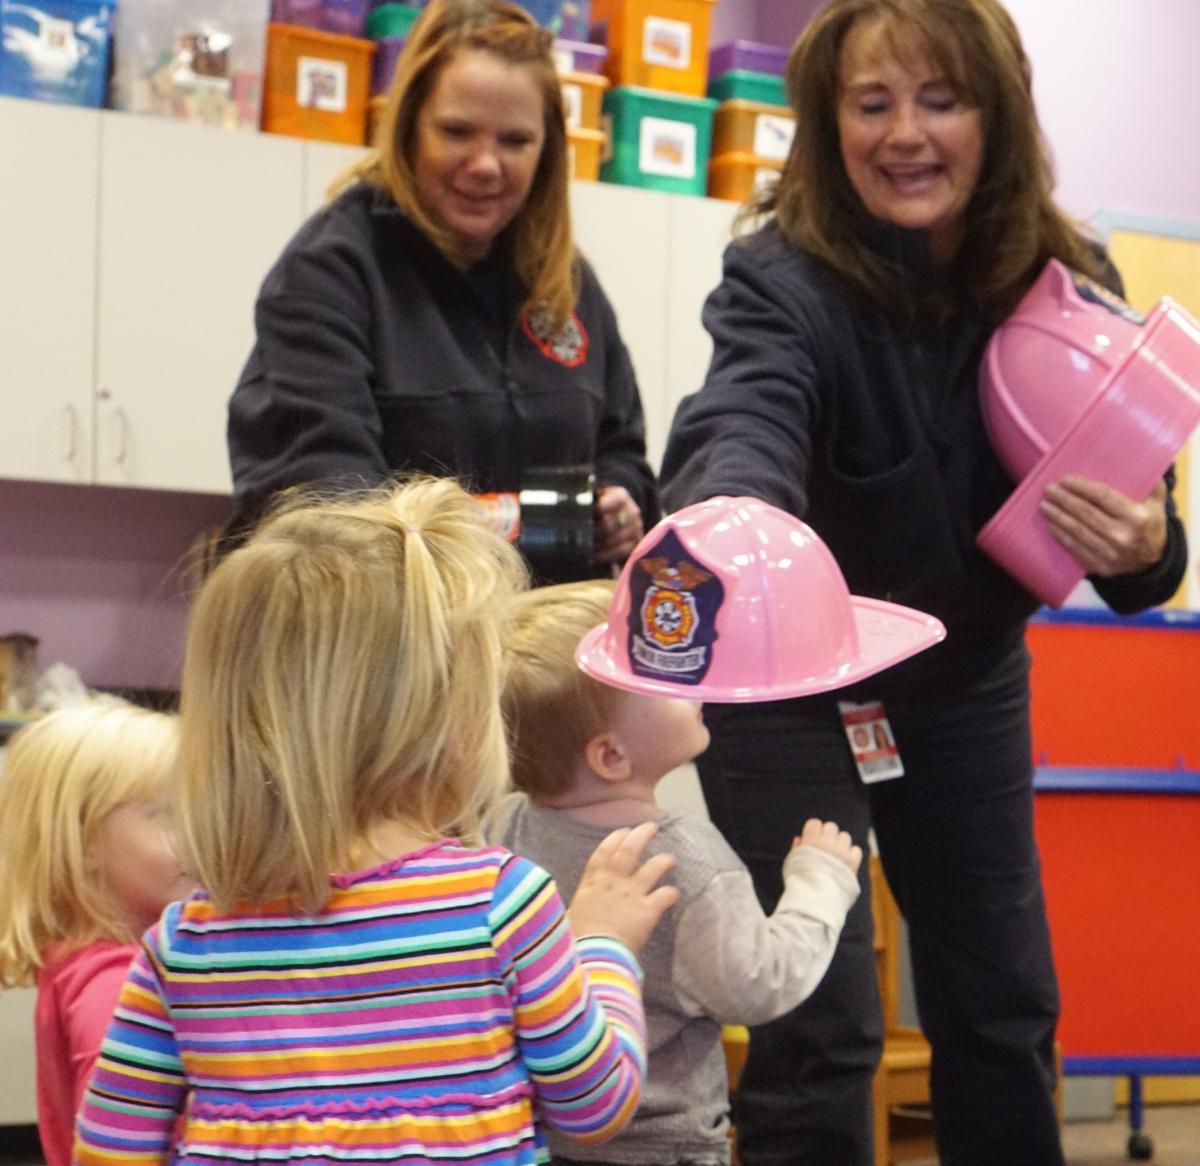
[227,0,655,574]
[660,1,1185,1163]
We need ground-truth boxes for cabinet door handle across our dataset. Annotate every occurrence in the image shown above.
[62,403,78,462]
[111,406,129,465]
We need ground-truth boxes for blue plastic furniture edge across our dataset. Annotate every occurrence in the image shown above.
[1031,606,1200,629]
[1034,767,1200,793]
[1064,1056,1200,1075]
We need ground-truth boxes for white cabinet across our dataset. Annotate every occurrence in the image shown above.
[304,141,370,217]
[1,97,736,490]
[94,116,305,493]
[572,180,674,466]
[665,196,739,445]
[0,98,98,485]
[0,101,306,495]
[573,186,736,470]
[0,985,37,1125]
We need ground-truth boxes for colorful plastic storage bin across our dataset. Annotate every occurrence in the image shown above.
[110,0,271,130]
[560,70,606,130]
[707,68,787,107]
[262,22,375,144]
[600,85,716,197]
[590,0,717,98]
[708,151,781,203]
[518,0,590,40]
[709,40,788,78]
[568,125,604,181]
[711,98,794,162]
[552,36,605,75]
[0,0,115,107]
[365,2,419,39]
[272,0,369,36]
[370,34,404,94]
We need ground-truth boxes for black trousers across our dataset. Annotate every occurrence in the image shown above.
[697,643,1064,1166]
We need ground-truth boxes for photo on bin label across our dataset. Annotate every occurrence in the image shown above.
[297,56,348,111]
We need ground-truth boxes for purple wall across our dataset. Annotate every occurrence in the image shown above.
[1004,0,1200,225]
[0,481,229,692]
[711,0,823,48]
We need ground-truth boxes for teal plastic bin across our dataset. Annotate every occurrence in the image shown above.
[601,85,716,197]
[707,68,787,107]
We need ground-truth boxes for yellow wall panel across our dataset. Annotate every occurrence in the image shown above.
[1105,227,1200,609]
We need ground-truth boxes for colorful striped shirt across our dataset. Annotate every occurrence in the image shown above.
[73,841,646,1165]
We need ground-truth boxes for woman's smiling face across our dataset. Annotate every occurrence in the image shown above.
[836,17,984,265]
[413,48,546,262]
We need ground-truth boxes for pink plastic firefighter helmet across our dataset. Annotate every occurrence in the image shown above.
[575,496,946,702]
[977,259,1200,607]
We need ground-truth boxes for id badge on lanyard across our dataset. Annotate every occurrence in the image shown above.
[838,700,904,784]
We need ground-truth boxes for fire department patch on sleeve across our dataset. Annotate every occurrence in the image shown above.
[522,305,590,367]
[626,528,725,687]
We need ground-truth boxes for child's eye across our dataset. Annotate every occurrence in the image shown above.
[501,132,536,149]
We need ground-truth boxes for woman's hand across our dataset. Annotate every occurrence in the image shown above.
[1040,475,1168,577]
[594,485,645,564]
[567,821,678,955]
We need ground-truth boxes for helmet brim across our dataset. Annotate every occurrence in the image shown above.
[576,596,946,703]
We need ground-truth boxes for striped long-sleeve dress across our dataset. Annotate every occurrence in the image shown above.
[73,841,647,1165]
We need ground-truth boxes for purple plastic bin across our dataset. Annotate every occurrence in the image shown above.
[709,40,789,78]
[271,0,368,35]
[272,0,324,27]
[323,0,369,36]
[371,35,405,94]
[552,37,606,75]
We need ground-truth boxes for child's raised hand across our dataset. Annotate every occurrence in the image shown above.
[792,818,863,875]
[568,821,679,955]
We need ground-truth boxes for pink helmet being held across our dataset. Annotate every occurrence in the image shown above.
[977,259,1200,607]
[575,496,945,702]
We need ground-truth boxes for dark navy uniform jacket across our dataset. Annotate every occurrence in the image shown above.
[228,182,658,538]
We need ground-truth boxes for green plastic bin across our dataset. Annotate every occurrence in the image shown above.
[366,2,421,39]
[601,86,717,197]
[707,68,787,107]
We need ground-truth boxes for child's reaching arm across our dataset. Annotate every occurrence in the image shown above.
[672,818,862,1027]
[73,930,187,1165]
[490,823,677,1144]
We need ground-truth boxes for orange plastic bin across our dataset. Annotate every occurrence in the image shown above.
[711,98,794,161]
[707,152,781,203]
[568,126,605,181]
[262,23,375,145]
[590,0,717,97]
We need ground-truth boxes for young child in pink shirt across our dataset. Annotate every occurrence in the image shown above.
[0,703,193,1166]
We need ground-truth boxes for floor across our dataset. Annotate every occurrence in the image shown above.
[902,1103,1200,1166]
[3,1108,1198,1164]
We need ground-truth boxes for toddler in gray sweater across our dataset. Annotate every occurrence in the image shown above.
[484,581,862,1166]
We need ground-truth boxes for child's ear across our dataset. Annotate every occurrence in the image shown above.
[584,732,631,784]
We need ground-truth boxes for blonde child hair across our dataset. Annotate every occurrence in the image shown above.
[177,475,529,914]
[502,580,623,799]
[0,704,178,987]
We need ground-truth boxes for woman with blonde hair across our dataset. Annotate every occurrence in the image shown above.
[75,476,678,1166]
[0,703,189,1166]
[660,0,1186,1163]
[227,0,656,576]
